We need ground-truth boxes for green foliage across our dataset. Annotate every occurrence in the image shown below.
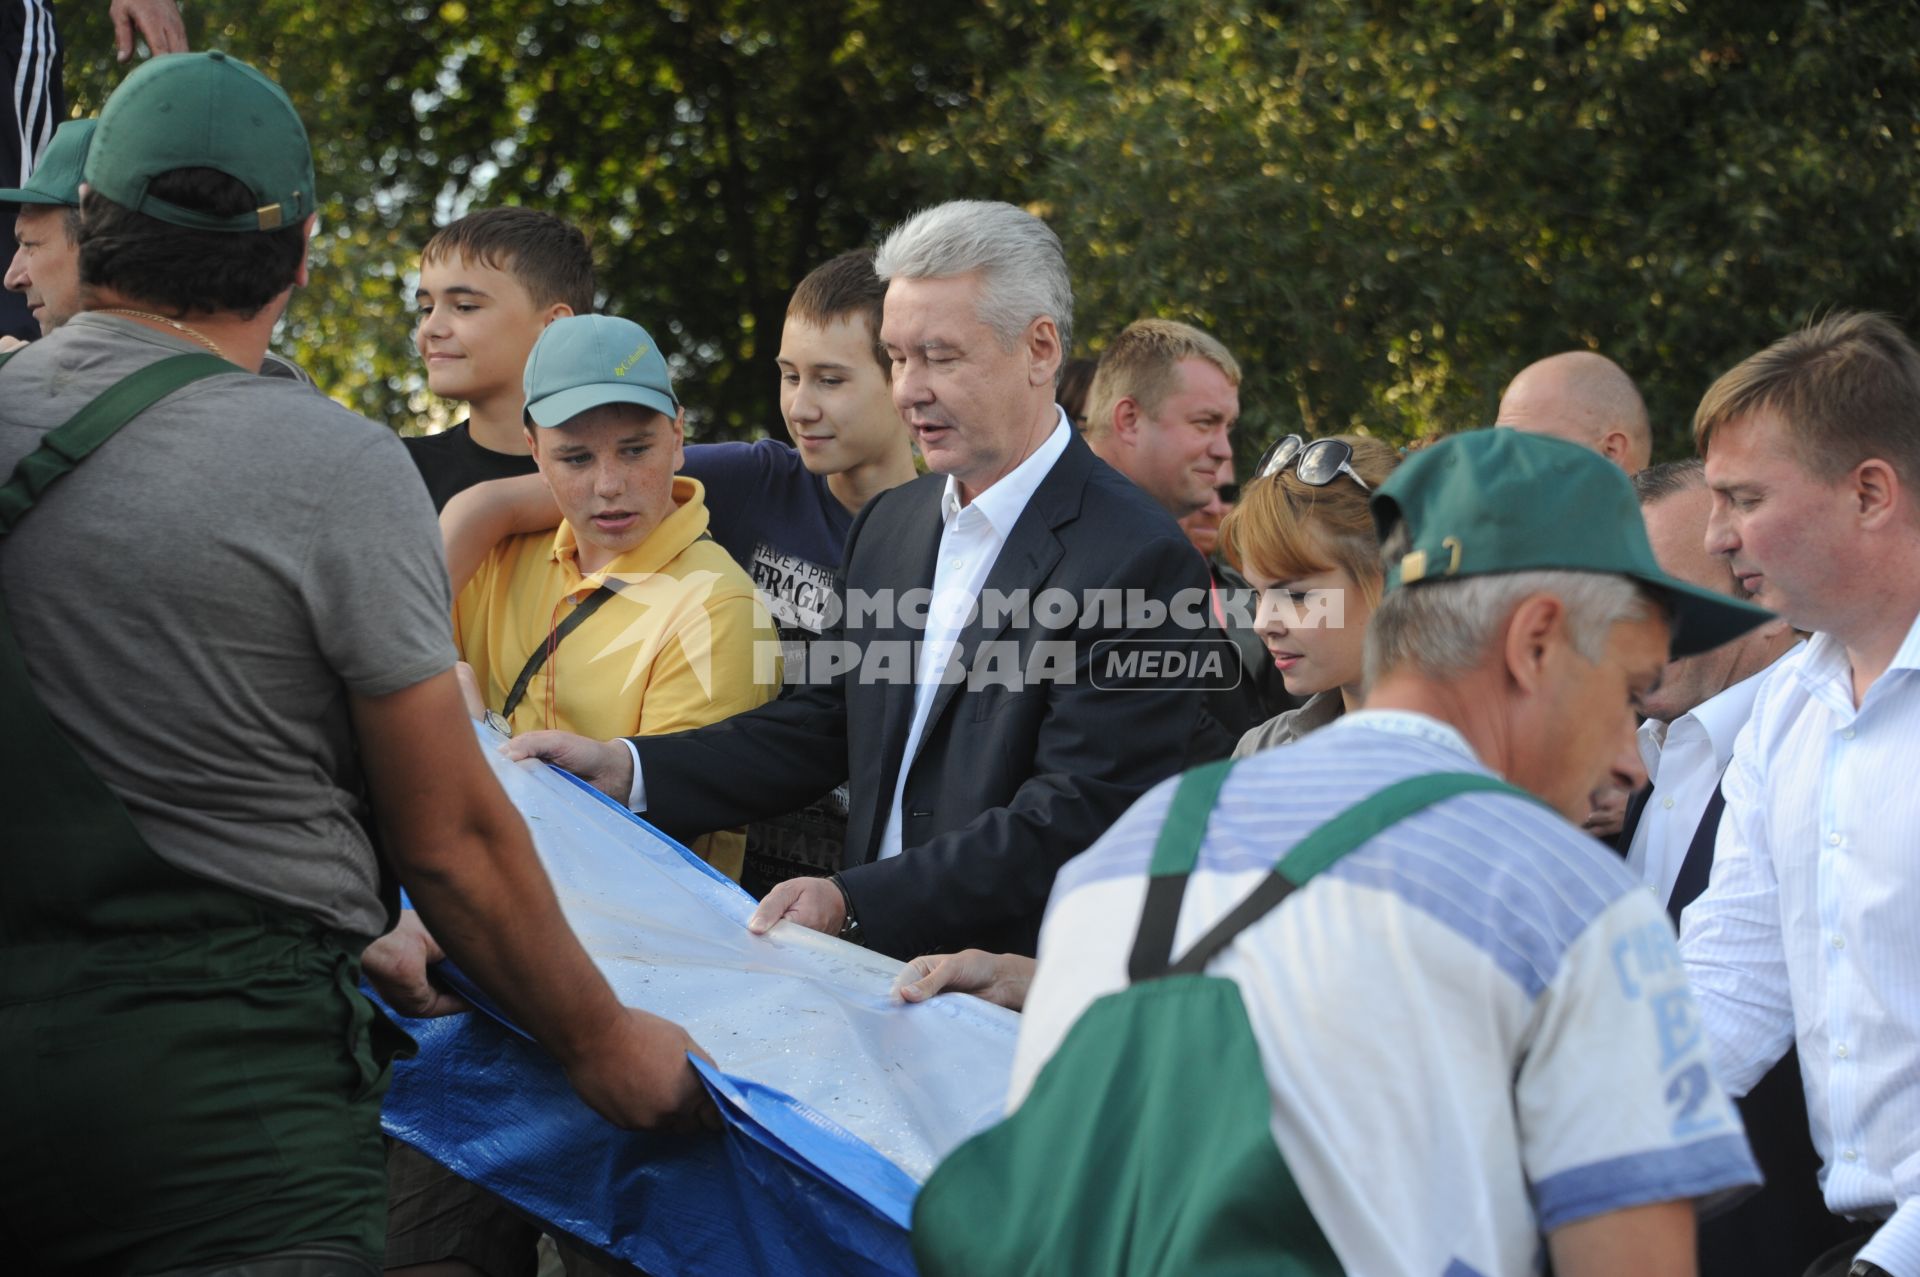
[56,1,1920,459]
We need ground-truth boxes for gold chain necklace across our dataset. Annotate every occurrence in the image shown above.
[93,307,230,361]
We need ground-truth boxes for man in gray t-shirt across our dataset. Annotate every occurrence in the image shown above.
[0,52,713,1276]
[2,313,452,936]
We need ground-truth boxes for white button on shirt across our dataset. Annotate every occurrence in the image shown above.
[876,413,1072,860]
[1680,613,1920,1276]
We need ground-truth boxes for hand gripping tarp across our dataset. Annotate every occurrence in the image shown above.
[374,723,1019,1276]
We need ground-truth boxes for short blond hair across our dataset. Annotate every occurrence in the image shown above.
[1694,311,1920,485]
[1084,319,1241,440]
[1218,434,1400,607]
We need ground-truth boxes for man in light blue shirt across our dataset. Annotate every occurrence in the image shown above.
[1683,311,1920,1277]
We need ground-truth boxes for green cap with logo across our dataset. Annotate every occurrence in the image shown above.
[84,50,314,232]
[0,118,96,207]
[523,314,679,428]
[1370,429,1772,658]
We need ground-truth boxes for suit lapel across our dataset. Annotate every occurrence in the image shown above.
[1667,775,1728,926]
[1612,782,1653,858]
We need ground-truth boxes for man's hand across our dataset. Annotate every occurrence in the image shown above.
[559,1008,722,1134]
[893,949,1035,1011]
[362,909,470,1018]
[1584,782,1630,839]
[363,915,718,1132]
[747,876,846,938]
[110,0,188,61]
[505,729,634,801]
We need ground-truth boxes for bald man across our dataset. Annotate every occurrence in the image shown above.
[1496,350,1652,475]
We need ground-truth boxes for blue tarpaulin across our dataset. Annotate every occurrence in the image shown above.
[376,725,1018,1275]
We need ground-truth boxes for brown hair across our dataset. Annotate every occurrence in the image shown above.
[1084,318,1241,439]
[1057,356,1098,428]
[79,169,307,318]
[786,249,888,374]
[1693,311,1920,486]
[421,207,595,314]
[1219,434,1401,607]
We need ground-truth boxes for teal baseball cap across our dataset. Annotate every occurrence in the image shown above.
[85,51,314,232]
[523,314,679,428]
[0,118,96,207]
[1370,429,1773,658]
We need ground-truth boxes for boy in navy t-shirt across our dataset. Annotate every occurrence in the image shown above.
[681,250,917,897]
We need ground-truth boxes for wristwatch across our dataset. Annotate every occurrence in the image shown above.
[829,873,864,946]
[1849,1261,1893,1277]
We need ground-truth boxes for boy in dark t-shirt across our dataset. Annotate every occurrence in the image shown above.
[405,208,594,510]
[681,250,917,897]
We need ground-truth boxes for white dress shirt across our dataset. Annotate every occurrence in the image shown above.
[1625,651,1793,906]
[621,411,1073,832]
[1680,612,1920,1276]
[875,412,1072,859]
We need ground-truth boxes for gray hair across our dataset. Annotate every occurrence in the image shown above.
[874,199,1074,360]
[1632,458,1706,506]
[1363,525,1662,684]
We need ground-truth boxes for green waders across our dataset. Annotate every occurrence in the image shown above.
[912,759,1532,1276]
[0,353,408,1274]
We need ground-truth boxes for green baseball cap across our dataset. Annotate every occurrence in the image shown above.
[85,50,314,232]
[1370,429,1772,658]
[0,118,96,207]
[523,314,679,428]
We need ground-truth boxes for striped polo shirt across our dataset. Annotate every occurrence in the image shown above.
[1013,710,1759,1276]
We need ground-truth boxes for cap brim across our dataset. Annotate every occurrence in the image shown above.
[0,187,72,206]
[1642,573,1776,658]
[526,383,678,429]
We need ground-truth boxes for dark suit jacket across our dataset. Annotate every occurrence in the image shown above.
[1618,779,1856,1276]
[630,431,1214,959]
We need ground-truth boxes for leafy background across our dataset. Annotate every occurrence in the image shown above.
[58,0,1920,462]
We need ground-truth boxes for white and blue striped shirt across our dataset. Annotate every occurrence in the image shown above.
[1015,710,1757,1276]
[1681,613,1920,1276]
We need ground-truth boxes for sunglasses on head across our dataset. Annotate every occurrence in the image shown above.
[1253,434,1372,492]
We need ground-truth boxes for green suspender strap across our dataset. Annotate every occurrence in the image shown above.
[0,351,239,535]
[1129,762,1528,983]
[914,760,1533,1277]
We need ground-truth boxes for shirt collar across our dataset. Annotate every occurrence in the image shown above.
[939,408,1072,534]
[1795,606,1920,706]
[1331,708,1485,767]
[1687,643,1801,760]
[1889,605,1920,673]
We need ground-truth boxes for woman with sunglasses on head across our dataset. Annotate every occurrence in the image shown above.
[1222,433,1401,757]
[892,432,1404,1011]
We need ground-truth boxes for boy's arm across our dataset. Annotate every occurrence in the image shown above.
[442,473,562,595]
